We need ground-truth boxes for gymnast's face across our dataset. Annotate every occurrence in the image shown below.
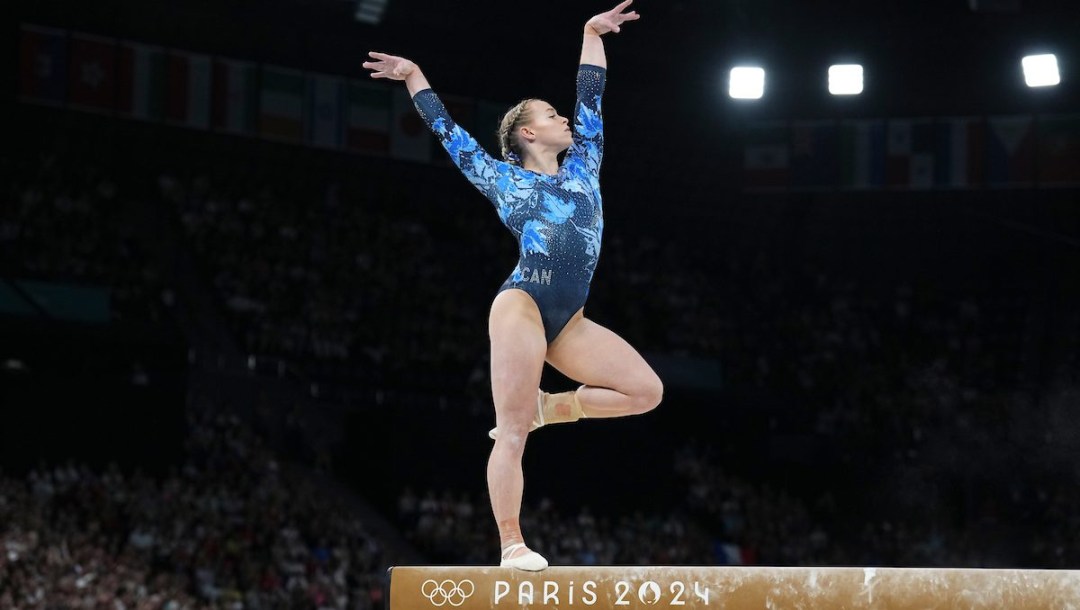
[522,100,572,151]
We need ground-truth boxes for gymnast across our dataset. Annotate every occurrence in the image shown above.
[363,0,663,571]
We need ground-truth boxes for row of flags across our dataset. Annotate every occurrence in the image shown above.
[21,23,1079,190]
[744,114,1080,191]
[17,23,509,166]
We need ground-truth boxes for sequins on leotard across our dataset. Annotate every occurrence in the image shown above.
[413,64,607,343]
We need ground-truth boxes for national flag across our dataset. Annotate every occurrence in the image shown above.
[934,117,984,189]
[115,41,166,122]
[306,73,344,149]
[164,51,211,129]
[259,65,306,143]
[18,24,68,106]
[432,93,474,166]
[211,58,257,135]
[743,121,789,191]
[345,80,390,155]
[986,115,1035,187]
[391,87,432,163]
[474,99,507,159]
[790,120,838,190]
[838,119,886,190]
[716,542,743,566]
[68,33,116,113]
[885,119,935,189]
[1036,114,1080,187]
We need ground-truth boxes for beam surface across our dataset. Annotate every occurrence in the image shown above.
[388,566,1080,609]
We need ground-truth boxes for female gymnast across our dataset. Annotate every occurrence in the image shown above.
[363,0,663,571]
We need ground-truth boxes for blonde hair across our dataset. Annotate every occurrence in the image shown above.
[497,98,539,166]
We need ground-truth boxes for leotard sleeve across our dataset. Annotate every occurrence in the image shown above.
[564,64,606,178]
[412,88,518,213]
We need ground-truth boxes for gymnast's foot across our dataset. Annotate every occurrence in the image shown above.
[489,389,584,440]
[500,542,548,571]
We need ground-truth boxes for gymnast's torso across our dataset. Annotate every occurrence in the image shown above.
[412,64,607,343]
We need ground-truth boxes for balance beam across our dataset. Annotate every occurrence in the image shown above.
[388,566,1080,609]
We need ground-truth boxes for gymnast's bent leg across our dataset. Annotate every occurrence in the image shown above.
[487,289,549,570]
[545,312,664,419]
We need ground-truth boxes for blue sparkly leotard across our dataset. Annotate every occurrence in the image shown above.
[412,64,606,344]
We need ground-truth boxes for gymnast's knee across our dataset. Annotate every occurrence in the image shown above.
[632,375,664,414]
[492,422,530,453]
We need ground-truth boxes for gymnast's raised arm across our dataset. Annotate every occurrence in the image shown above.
[564,1,639,176]
[362,52,513,211]
[581,0,639,68]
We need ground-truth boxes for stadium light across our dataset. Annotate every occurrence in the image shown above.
[829,64,864,95]
[1022,54,1060,87]
[729,67,765,100]
[3,358,27,372]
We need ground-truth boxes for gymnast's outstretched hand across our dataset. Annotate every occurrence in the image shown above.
[585,0,640,35]
[362,52,417,80]
[363,51,430,96]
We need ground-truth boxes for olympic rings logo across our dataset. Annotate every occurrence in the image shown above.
[421,579,475,607]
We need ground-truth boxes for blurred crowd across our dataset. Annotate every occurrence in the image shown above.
[157,168,488,379]
[2,150,172,324]
[6,110,1080,609]
[0,411,385,610]
[395,486,714,568]
[150,159,1036,409]
[395,434,1080,570]
[152,158,1058,515]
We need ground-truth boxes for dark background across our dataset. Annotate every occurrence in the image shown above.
[5,0,1080,579]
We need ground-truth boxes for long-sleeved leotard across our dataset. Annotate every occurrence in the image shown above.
[412,64,606,344]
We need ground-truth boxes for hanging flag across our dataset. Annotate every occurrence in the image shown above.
[475,99,508,160]
[790,120,837,190]
[838,119,886,190]
[68,32,116,113]
[986,115,1035,187]
[115,41,166,122]
[211,58,257,136]
[259,65,306,143]
[885,119,912,186]
[885,119,935,189]
[18,24,68,106]
[432,93,475,166]
[165,51,211,129]
[743,120,789,191]
[345,79,390,155]
[306,72,344,149]
[391,87,432,163]
[910,120,936,190]
[934,117,984,189]
[1036,114,1080,187]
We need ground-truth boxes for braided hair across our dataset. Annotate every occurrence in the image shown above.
[497,98,539,166]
